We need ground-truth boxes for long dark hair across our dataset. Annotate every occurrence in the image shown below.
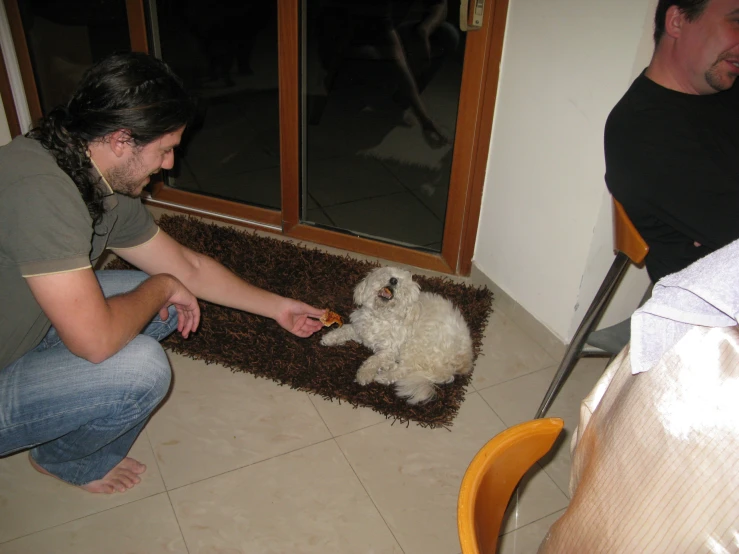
[26,52,197,224]
[653,0,711,45]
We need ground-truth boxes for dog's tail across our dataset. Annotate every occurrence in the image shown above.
[395,374,446,405]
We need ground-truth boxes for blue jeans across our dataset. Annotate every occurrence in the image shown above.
[0,270,178,485]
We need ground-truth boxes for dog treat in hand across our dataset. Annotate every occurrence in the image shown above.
[319,309,343,327]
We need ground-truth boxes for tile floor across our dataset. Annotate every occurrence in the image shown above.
[0,225,608,554]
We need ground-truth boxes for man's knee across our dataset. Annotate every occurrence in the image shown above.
[115,335,172,406]
[142,304,179,342]
[162,305,179,335]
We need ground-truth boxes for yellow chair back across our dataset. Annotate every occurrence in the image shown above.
[458,418,564,554]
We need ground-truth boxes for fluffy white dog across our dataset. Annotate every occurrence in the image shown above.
[321,266,473,404]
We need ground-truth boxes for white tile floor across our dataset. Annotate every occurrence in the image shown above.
[0,232,608,554]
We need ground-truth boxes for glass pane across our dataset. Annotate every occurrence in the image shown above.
[18,0,131,115]
[151,2,281,210]
[302,0,465,252]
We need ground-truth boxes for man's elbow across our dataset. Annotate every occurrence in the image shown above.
[66,337,118,365]
[182,249,205,276]
[82,349,113,365]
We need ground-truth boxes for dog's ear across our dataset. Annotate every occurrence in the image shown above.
[353,276,368,306]
[409,278,421,302]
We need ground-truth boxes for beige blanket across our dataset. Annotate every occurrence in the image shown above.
[539,326,739,553]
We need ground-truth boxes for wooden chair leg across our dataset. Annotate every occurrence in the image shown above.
[534,253,630,418]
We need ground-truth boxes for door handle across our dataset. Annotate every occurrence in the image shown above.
[459,0,485,31]
[460,0,484,31]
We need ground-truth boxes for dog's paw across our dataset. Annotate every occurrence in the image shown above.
[355,364,378,386]
[320,330,342,346]
[373,371,398,385]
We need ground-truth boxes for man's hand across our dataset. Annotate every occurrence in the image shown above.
[160,277,200,339]
[273,298,326,338]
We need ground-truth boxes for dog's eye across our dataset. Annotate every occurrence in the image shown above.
[389,277,398,285]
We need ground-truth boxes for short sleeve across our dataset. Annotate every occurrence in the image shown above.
[0,175,93,276]
[107,194,158,249]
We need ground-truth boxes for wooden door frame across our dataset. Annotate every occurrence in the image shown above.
[278,0,508,275]
[278,0,510,275]
[149,0,510,275]
[1,0,509,275]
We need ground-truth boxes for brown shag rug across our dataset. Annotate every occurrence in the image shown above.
[107,215,494,428]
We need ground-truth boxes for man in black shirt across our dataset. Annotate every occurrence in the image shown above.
[605,0,739,283]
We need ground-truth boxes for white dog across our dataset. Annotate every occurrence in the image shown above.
[321,266,473,404]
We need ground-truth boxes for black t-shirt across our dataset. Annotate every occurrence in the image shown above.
[604,71,739,282]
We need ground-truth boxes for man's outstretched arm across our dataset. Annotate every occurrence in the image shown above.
[114,230,325,337]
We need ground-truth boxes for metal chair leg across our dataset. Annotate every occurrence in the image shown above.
[534,253,630,418]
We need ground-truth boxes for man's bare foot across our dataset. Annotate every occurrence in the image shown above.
[29,453,146,494]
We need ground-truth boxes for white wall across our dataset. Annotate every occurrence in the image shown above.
[474,0,657,342]
[570,0,658,338]
[0,0,31,136]
[0,95,10,146]
[0,0,14,146]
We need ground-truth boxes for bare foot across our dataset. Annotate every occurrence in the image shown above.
[29,453,146,494]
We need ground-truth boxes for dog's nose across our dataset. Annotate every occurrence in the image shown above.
[389,277,398,286]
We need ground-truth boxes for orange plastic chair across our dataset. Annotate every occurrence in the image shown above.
[457,418,564,554]
[535,199,649,418]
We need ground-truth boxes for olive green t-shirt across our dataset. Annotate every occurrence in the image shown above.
[0,136,158,369]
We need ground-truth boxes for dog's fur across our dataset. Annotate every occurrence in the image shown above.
[321,266,473,404]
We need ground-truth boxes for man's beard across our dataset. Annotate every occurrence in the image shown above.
[705,54,739,92]
[106,155,147,198]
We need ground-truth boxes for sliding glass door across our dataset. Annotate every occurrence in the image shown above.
[300,0,464,252]
[148,0,467,252]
